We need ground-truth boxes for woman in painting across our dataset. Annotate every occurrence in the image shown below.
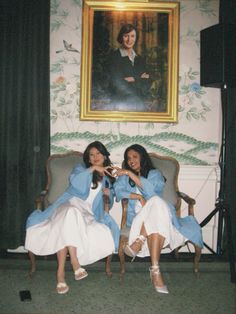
[25,141,120,294]
[113,144,203,294]
[107,23,152,111]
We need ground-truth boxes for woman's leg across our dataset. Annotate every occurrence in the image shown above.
[56,247,68,284]
[147,233,166,289]
[148,233,164,265]
[67,246,88,280]
[68,246,80,272]
[128,223,148,253]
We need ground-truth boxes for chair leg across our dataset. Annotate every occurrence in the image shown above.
[118,237,127,280]
[174,242,189,260]
[28,251,36,276]
[174,247,180,260]
[105,254,112,278]
[193,244,202,273]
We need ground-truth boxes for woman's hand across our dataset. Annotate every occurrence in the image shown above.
[140,72,149,79]
[124,76,135,82]
[112,167,129,178]
[138,195,146,207]
[112,167,143,189]
[91,165,114,177]
[129,192,146,206]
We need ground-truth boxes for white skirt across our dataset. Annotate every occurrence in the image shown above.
[128,196,186,257]
[25,197,115,265]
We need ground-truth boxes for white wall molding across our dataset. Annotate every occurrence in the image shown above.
[178,165,219,181]
[178,165,220,253]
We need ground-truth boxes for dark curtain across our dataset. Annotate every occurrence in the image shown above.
[224,88,236,261]
[219,0,236,280]
[0,0,50,248]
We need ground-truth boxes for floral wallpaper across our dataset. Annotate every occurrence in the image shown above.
[50,0,220,165]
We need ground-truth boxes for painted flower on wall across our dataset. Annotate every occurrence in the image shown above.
[190,82,201,93]
[55,76,66,85]
[179,67,210,121]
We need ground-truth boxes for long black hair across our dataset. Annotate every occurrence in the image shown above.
[124,144,155,179]
[83,141,113,189]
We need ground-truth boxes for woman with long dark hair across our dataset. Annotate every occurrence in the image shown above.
[25,141,119,294]
[114,144,203,294]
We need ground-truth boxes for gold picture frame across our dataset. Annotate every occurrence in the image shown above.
[80,0,179,122]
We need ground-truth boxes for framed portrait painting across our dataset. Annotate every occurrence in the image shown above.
[80,1,179,122]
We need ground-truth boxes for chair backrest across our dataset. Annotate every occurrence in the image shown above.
[45,152,84,204]
[149,153,180,208]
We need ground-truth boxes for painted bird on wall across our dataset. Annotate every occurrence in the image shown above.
[56,40,79,53]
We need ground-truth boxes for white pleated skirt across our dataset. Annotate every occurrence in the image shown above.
[25,197,115,265]
[128,196,186,257]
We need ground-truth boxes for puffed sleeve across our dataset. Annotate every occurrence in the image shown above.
[139,169,165,198]
[69,164,92,195]
[113,175,131,202]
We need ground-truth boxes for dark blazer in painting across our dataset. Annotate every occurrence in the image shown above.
[107,49,152,111]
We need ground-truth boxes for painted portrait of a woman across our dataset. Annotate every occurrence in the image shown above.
[107,23,152,112]
[91,11,168,113]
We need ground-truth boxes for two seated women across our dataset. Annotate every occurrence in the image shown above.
[25,142,203,295]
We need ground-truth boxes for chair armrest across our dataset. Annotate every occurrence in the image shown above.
[103,195,110,213]
[120,198,128,229]
[177,191,195,216]
[34,190,48,210]
[177,191,196,205]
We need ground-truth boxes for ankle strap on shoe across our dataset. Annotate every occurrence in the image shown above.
[149,265,160,274]
[136,235,146,243]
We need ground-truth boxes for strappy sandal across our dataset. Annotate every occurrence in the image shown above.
[56,282,69,294]
[74,267,88,281]
[124,235,146,262]
[149,264,169,294]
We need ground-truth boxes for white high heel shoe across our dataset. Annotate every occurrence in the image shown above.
[149,264,169,294]
[124,235,146,262]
